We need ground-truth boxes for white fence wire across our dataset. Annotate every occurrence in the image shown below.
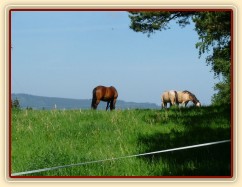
[11,139,230,176]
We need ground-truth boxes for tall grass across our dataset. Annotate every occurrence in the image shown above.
[11,105,231,177]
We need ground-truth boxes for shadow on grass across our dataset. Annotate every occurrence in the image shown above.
[138,105,232,176]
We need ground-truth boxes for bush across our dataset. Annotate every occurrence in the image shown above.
[11,98,21,110]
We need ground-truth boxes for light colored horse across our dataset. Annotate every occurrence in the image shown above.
[177,90,201,107]
[161,90,178,108]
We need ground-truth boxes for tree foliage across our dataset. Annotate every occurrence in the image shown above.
[212,77,231,105]
[129,11,231,105]
[11,98,21,110]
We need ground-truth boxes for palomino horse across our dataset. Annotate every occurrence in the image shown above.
[91,86,118,110]
[177,90,201,107]
[161,90,179,108]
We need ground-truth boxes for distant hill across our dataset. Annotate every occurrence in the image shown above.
[11,93,160,110]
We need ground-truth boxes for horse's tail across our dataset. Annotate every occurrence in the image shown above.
[92,87,97,98]
[174,91,179,105]
[91,87,97,109]
[161,93,164,108]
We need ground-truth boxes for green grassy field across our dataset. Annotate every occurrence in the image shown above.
[11,105,231,177]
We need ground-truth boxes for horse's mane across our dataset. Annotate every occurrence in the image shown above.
[182,90,199,103]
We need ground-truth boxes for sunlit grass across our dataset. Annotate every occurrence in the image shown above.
[11,105,231,177]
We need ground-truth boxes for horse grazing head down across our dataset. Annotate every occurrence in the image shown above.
[178,90,201,107]
[91,85,118,110]
[196,101,201,107]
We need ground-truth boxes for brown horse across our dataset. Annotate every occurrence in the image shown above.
[177,90,201,107]
[161,90,179,108]
[91,86,118,110]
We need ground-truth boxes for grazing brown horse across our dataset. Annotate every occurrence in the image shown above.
[161,90,179,108]
[91,86,118,110]
[177,90,201,107]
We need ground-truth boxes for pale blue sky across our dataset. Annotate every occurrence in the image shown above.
[11,11,218,105]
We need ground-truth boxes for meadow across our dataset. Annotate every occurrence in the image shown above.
[11,105,231,177]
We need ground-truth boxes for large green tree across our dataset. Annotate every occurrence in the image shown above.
[129,11,231,105]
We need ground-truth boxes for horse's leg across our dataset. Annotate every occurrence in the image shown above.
[180,101,185,107]
[172,98,178,107]
[106,101,110,111]
[110,99,117,110]
[171,100,177,107]
[92,99,100,110]
[185,101,189,107]
[91,98,96,109]
[170,97,174,107]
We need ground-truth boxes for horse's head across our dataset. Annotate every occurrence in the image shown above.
[196,101,201,107]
